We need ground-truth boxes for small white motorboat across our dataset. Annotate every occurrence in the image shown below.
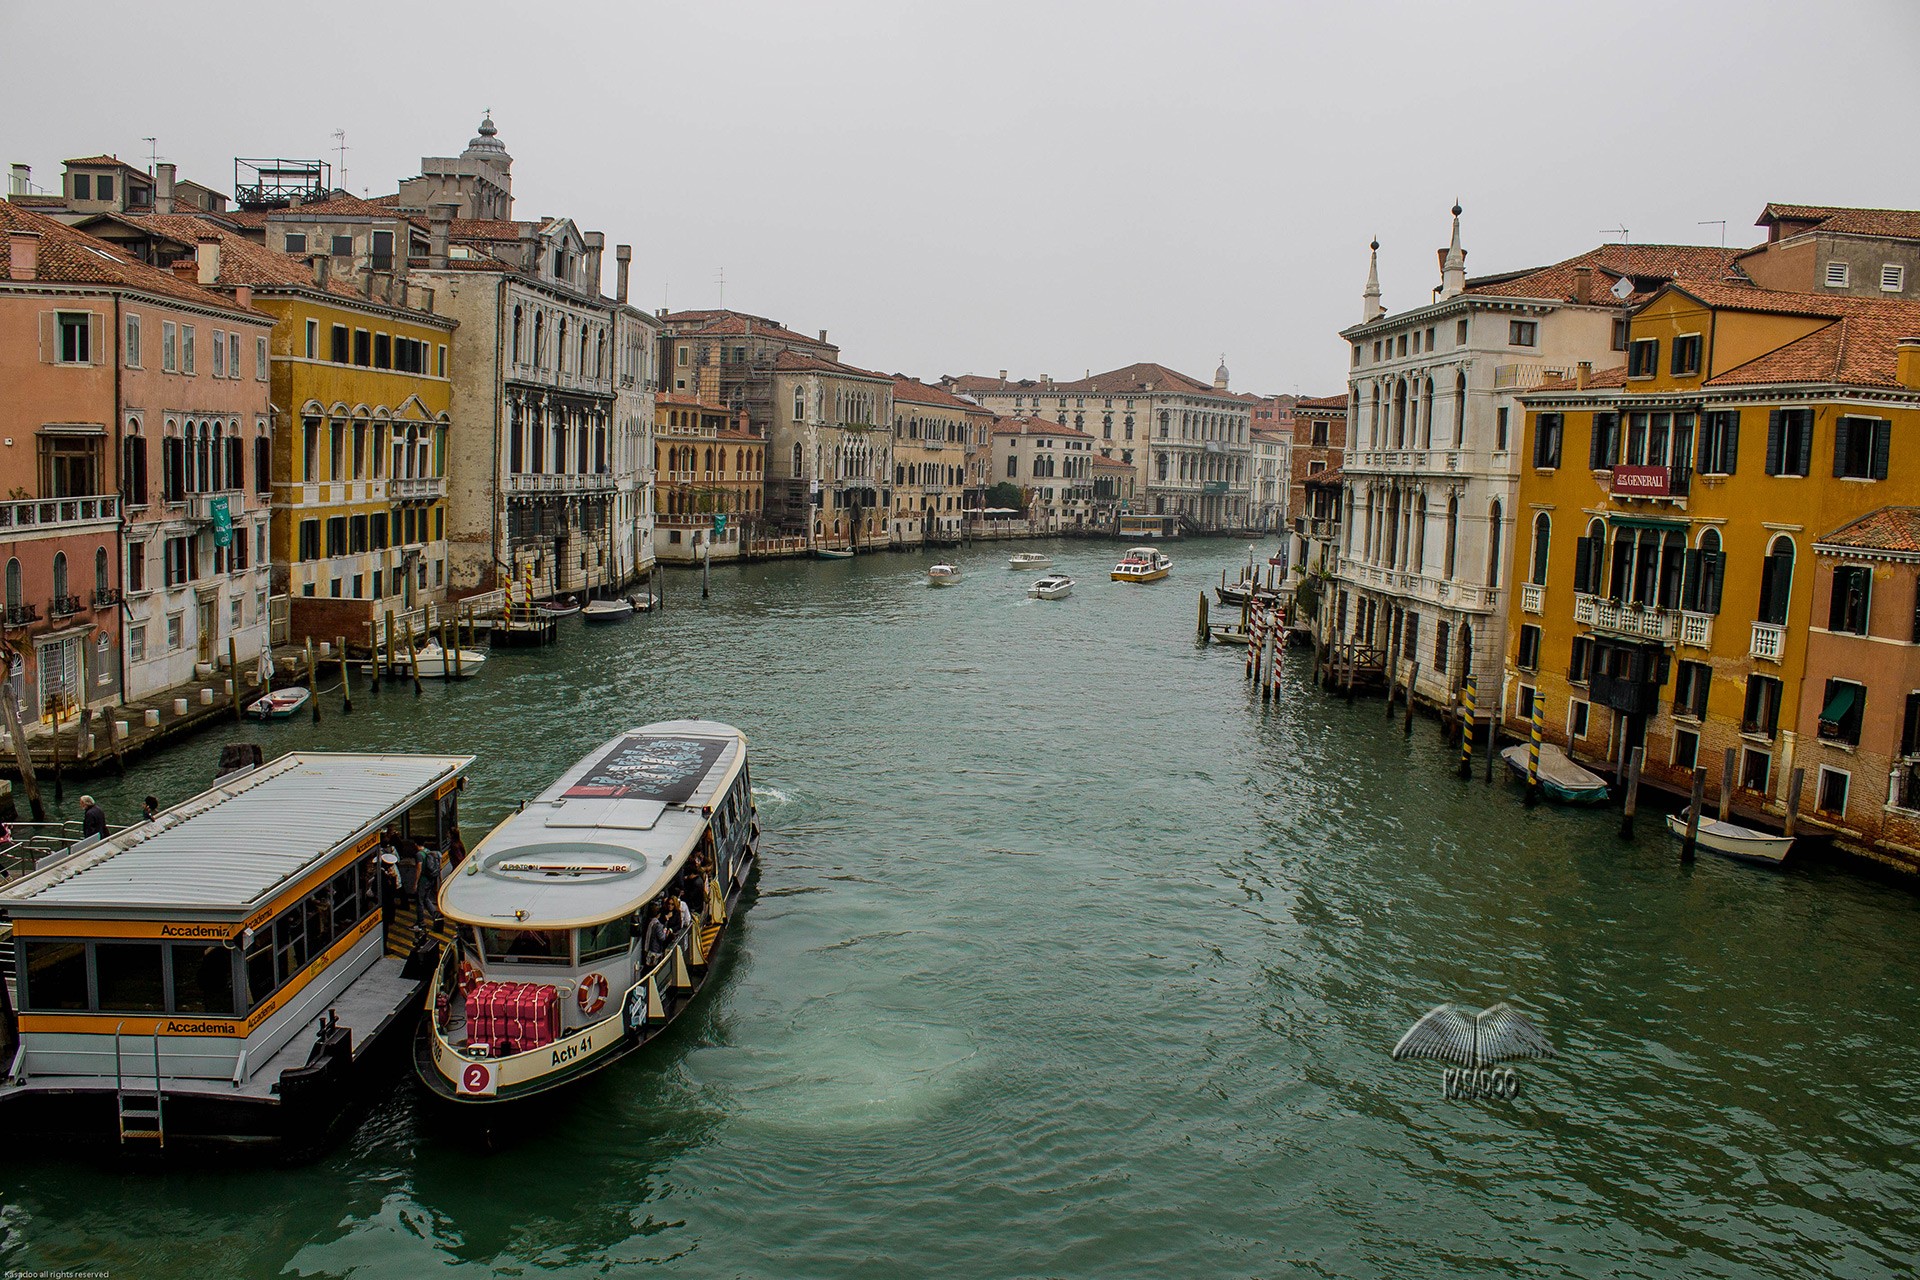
[535,598,582,619]
[928,564,962,587]
[394,640,487,678]
[246,687,310,719]
[814,547,855,560]
[582,598,635,623]
[1009,552,1053,570]
[1666,809,1792,866]
[1028,574,1074,600]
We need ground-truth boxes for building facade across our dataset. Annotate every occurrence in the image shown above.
[769,351,894,550]
[990,416,1095,530]
[889,377,973,547]
[653,394,762,563]
[1287,394,1348,580]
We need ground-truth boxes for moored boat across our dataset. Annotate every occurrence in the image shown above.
[246,687,311,720]
[1111,548,1172,583]
[1028,574,1074,600]
[1499,743,1611,804]
[0,751,474,1152]
[394,640,487,678]
[814,547,855,560]
[1009,552,1053,570]
[535,598,582,619]
[415,720,759,1104]
[582,598,635,623]
[928,564,962,587]
[1665,809,1793,865]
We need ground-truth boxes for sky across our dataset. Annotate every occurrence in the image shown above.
[6,0,1919,396]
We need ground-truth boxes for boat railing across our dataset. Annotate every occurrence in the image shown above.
[0,819,138,882]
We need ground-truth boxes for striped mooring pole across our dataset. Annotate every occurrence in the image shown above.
[1458,676,1477,779]
[1525,698,1544,806]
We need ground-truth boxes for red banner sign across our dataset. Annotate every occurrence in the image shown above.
[1611,465,1671,497]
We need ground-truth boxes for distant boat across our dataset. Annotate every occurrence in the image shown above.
[1009,552,1052,570]
[245,687,310,719]
[394,640,488,679]
[1111,548,1171,583]
[814,547,855,560]
[1666,809,1793,866]
[535,599,582,619]
[927,564,962,587]
[582,598,635,623]
[1028,574,1073,600]
[1500,743,1610,804]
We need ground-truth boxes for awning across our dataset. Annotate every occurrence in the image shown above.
[1608,515,1687,532]
[38,422,107,436]
[1820,683,1858,725]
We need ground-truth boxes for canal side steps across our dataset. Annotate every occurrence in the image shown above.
[113,1023,164,1146]
[384,899,456,960]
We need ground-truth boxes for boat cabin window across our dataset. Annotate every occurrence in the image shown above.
[20,940,88,1010]
[480,928,570,965]
[170,942,237,1015]
[577,917,633,964]
[94,942,167,1012]
[406,791,452,849]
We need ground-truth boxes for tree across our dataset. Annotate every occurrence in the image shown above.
[984,482,1023,511]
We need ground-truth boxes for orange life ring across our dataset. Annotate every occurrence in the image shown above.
[577,972,609,1017]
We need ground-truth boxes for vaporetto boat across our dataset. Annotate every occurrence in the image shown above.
[414,720,759,1103]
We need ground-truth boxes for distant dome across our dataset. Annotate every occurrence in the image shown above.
[1214,354,1230,389]
[463,114,509,161]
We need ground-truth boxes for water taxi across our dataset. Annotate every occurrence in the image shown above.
[1009,552,1052,570]
[1028,574,1074,600]
[415,720,759,1104]
[1111,548,1172,583]
[581,598,635,624]
[928,564,962,587]
[0,751,473,1152]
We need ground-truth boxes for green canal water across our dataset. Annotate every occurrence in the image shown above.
[3,538,1917,1279]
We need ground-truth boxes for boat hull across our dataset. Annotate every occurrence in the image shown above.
[1665,812,1792,865]
[247,689,311,719]
[814,549,854,560]
[1499,744,1611,804]
[414,844,758,1105]
[1112,567,1169,583]
[582,602,635,623]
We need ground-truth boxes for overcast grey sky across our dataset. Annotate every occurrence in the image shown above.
[7,0,1919,394]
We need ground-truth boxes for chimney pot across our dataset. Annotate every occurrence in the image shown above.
[615,244,631,305]
[1898,337,1920,391]
[1574,264,1594,306]
[1576,360,1592,390]
[155,162,176,214]
[8,164,30,198]
[428,200,456,270]
[234,284,252,310]
[310,253,330,288]
[819,330,828,342]
[195,234,221,285]
[7,229,40,281]
[999,369,1007,381]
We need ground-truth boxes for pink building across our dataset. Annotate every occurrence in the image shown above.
[0,202,273,715]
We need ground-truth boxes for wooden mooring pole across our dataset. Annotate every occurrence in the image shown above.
[403,617,424,696]
[1457,677,1476,779]
[338,636,352,714]
[305,637,321,723]
[1682,766,1705,861]
[229,636,243,723]
[1719,747,1736,823]
[1619,746,1644,839]
[1784,767,1806,838]
[1197,592,1209,645]
[1403,663,1419,735]
[0,683,46,821]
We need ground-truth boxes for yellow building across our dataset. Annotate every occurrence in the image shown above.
[653,393,763,562]
[1503,280,1920,839]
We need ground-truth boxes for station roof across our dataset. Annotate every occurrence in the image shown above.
[1,753,472,917]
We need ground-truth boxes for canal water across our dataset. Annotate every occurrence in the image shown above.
[4,539,1916,1279]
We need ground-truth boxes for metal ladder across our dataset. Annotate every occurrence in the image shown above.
[113,1022,165,1146]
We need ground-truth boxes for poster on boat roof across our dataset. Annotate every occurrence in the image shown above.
[564,735,726,803]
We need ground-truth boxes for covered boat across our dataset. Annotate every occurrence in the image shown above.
[394,640,487,678]
[582,598,635,624]
[1028,574,1074,600]
[1009,552,1052,570]
[1111,548,1172,583]
[1500,743,1610,803]
[1665,810,1792,866]
[928,564,962,587]
[416,720,759,1104]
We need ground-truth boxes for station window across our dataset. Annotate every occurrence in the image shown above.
[20,940,89,1010]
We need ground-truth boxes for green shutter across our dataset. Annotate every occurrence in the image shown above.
[1723,411,1739,474]
[1796,412,1814,475]
[1681,548,1702,611]
[1833,417,1852,476]
[1873,420,1891,480]
[1765,409,1783,474]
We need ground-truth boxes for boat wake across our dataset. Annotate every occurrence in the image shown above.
[752,785,793,804]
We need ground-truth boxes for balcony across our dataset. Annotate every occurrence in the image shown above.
[1581,594,1679,643]
[91,586,122,610]
[0,495,120,532]
[184,491,244,522]
[1751,621,1785,662]
[391,476,447,501]
[1679,611,1713,649]
[47,594,81,621]
[505,472,616,495]
[4,603,39,629]
[1521,582,1544,615]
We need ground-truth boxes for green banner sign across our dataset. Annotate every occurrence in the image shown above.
[211,495,232,549]
[713,513,727,534]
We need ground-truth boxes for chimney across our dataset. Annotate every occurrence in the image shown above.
[195,234,221,285]
[819,329,828,342]
[7,229,40,280]
[155,162,177,214]
[999,369,1007,381]
[234,285,252,310]
[1574,264,1593,306]
[1899,338,1920,391]
[8,164,29,197]
[1576,360,1592,390]
[584,230,604,295]
[615,244,631,304]
[310,253,330,289]
[428,200,456,270]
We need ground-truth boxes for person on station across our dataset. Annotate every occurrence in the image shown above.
[80,795,107,839]
[643,902,672,964]
[445,827,468,870]
[142,795,160,823]
[415,841,443,931]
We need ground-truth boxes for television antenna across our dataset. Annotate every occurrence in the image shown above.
[1599,225,1629,243]
[1697,219,1727,247]
[714,266,725,309]
[331,129,349,194]
[141,137,163,174]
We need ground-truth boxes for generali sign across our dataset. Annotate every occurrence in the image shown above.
[1611,465,1671,497]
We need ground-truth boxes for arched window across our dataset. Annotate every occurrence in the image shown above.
[1422,377,1435,448]
[5,559,20,613]
[1444,495,1458,577]
[557,318,568,373]
[1689,527,1725,615]
[1757,535,1794,625]
[704,447,714,474]
[532,312,544,367]
[1487,501,1503,590]
[1530,512,1550,585]
[1394,380,1408,447]
[1454,371,1466,445]
[52,551,68,604]
[792,442,803,477]
[94,546,108,595]
[512,306,523,362]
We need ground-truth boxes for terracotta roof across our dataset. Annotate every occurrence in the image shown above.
[770,349,889,380]
[1304,466,1344,487]
[680,312,831,348]
[64,155,144,173]
[1047,362,1220,396]
[989,414,1091,439]
[656,393,733,412]
[1293,394,1348,411]
[890,376,974,411]
[1463,243,1748,306]
[447,218,530,242]
[1756,203,1920,242]
[717,427,763,442]
[1091,454,1134,469]
[1815,507,1920,557]
[221,209,270,229]
[266,193,405,221]
[0,201,263,317]
[1662,281,1920,388]
[945,374,1022,393]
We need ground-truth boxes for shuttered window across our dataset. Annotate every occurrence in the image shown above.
[1828,565,1872,635]
[1532,413,1563,468]
[1764,408,1814,477]
[1832,415,1890,480]
[1588,413,1619,469]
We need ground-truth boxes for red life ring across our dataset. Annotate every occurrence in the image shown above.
[577,972,609,1017]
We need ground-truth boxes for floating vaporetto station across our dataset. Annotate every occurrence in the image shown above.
[0,752,473,1151]
[415,719,758,1103]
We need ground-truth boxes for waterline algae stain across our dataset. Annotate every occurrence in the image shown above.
[4,539,1918,1278]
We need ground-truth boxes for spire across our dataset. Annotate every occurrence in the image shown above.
[1363,238,1383,322]
[1440,200,1467,300]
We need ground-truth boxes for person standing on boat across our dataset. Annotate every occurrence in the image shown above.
[142,796,160,823]
[644,904,672,965]
[80,795,107,839]
[415,841,443,930]
[445,827,468,870]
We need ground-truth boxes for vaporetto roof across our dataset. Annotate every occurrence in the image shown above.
[441,721,746,930]
[1,753,473,918]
